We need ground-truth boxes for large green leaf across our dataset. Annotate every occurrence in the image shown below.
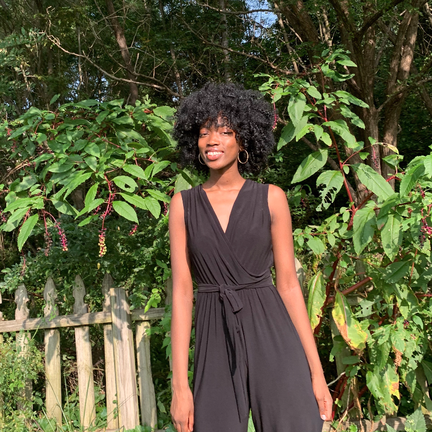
[113,176,138,192]
[63,172,93,199]
[353,206,376,255]
[174,173,192,194]
[152,161,170,176]
[307,272,326,331]
[306,236,325,255]
[17,214,39,251]
[399,163,425,197]
[4,198,34,213]
[112,201,138,223]
[119,193,148,210]
[288,92,306,127]
[144,197,161,218]
[277,123,295,150]
[123,164,147,179]
[405,409,427,432]
[332,290,368,352]
[381,213,402,260]
[352,164,394,200]
[316,170,344,211]
[366,363,399,415]
[385,261,410,284]
[146,189,170,203]
[84,184,98,207]
[322,119,356,147]
[292,149,328,184]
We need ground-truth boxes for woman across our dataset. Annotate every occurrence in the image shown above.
[169,83,331,432]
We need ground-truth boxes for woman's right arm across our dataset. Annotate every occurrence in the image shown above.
[169,192,194,432]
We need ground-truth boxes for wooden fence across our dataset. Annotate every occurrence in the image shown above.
[0,273,167,431]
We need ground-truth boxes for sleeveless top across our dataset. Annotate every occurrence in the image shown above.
[181,179,274,287]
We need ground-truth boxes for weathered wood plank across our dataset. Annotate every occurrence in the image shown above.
[44,277,62,424]
[15,285,32,410]
[73,275,96,429]
[0,308,165,333]
[102,274,119,430]
[110,288,139,429]
[136,320,157,429]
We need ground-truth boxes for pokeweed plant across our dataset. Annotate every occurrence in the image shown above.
[0,96,192,256]
[258,50,432,419]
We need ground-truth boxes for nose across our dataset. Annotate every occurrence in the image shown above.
[207,129,220,144]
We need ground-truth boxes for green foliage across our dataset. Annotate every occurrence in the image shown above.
[260,51,432,419]
[0,333,44,431]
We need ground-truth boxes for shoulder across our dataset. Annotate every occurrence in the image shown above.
[268,184,288,203]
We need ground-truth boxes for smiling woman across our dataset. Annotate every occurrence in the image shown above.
[173,83,275,174]
[169,83,331,432]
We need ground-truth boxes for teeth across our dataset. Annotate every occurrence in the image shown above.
[207,152,222,156]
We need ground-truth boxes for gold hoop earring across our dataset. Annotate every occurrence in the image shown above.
[198,154,206,165]
[237,149,249,165]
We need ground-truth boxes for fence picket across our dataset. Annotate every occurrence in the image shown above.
[73,275,96,429]
[136,320,157,428]
[102,273,119,429]
[110,287,139,429]
[15,284,32,410]
[44,277,62,424]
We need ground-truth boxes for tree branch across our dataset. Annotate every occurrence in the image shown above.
[47,35,180,97]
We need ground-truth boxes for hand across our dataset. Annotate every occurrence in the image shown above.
[171,387,194,432]
[312,375,333,422]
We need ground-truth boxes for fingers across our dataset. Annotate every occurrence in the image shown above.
[318,396,333,421]
[188,410,194,432]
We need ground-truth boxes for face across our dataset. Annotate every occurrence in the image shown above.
[198,120,242,171]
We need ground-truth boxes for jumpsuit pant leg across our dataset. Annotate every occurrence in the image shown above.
[240,286,323,432]
[193,292,250,432]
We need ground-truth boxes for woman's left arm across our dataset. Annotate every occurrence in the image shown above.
[268,184,332,421]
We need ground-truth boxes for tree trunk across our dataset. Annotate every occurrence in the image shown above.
[219,0,231,81]
[105,0,139,105]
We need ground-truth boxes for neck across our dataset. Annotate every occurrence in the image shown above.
[206,164,245,190]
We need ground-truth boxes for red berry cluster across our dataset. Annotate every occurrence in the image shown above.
[44,231,53,256]
[129,224,138,236]
[56,223,68,252]
[0,210,7,223]
[99,228,107,257]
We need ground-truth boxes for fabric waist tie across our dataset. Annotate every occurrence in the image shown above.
[197,276,273,421]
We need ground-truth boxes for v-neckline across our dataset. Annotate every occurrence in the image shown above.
[200,180,249,235]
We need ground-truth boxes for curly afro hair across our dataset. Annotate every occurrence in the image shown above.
[173,82,275,174]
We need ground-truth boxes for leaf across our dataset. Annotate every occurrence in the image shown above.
[49,94,60,105]
[76,198,104,217]
[385,261,410,284]
[316,170,344,211]
[144,197,161,218]
[307,236,325,255]
[367,363,399,414]
[63,172,93,199]
[381,213,402,260]
[112,201,138,223]
[422,360,432,384]
[119,193,148,210]
[152,161,170,176]
[352,164,394,200]
[12,175,38,192]
[48,162,74,173]
[288,92,306,127]
[34,153,53,168]
[113,175,138,192]
[353,207,376,255]
[292,149,328,184]
[307,272,326,332]
[96,111,109,124]
[52,199,79,216]
[4,198,34,213]
[399,163,425,197]
[17,214,39,251]
[174,173,192,194]
[85,156,98,171]
[78,215,96,227]
[277,123,295,150]
[85,184,98,207]
[153,106,175,118]
[7,207,30,226]
[405,408,427,432]
[323,119,356,147]
[332,291,368,352]
[84,142,101,158]
[146,189,171,203]
[306,86,321,100]
[123,164,147,179]
[424,154,432,178]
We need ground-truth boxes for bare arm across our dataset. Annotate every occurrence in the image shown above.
[268,184,332,421]
[169,192,194,432]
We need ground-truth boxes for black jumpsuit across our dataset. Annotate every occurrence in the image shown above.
[181,179,323,432]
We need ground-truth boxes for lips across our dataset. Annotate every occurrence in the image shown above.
[206,150,224,161]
